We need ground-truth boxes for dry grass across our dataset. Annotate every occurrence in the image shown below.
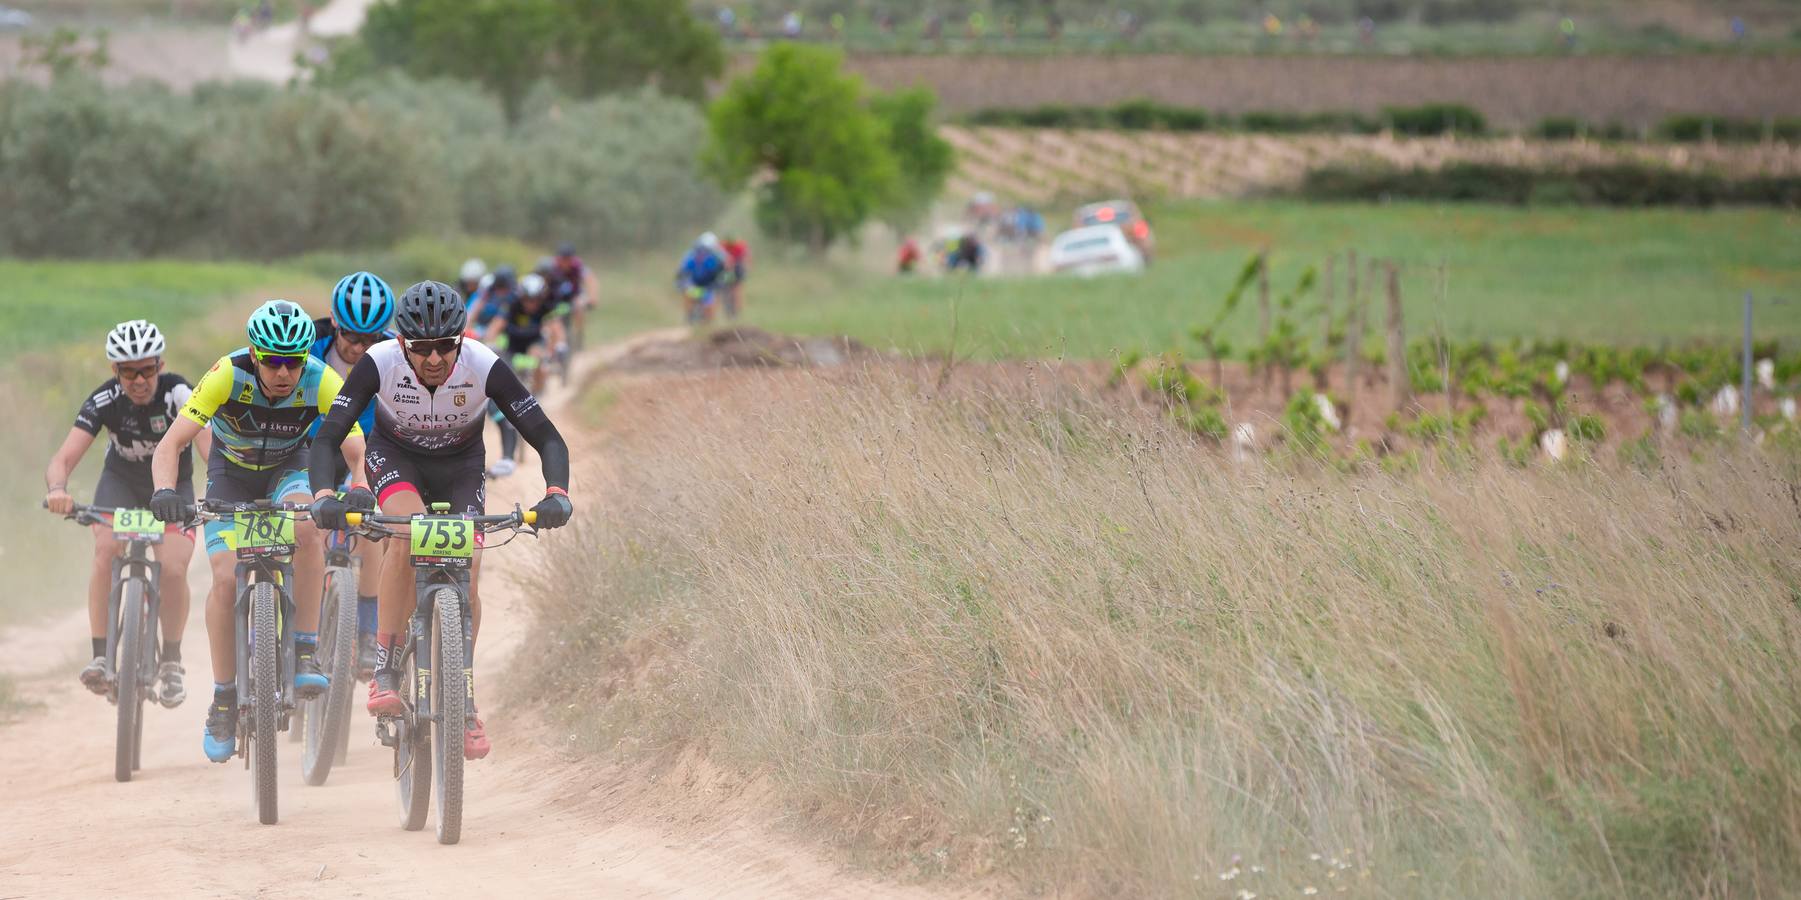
[526,364,1801,898]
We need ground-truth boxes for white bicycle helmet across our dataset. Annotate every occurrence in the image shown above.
[460,258,487,282]
[520,272,547,299]
[105,320,166,363]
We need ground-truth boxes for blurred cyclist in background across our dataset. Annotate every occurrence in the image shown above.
[551,243,597,349]
[676,232,728,325]
[456,258,486,302]
[721,235,749,320]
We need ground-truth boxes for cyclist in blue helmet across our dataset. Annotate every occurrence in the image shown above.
[309,271,396,676]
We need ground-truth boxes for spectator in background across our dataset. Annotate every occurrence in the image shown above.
[717,6,736,38]
[1731,16,1748,44]
[782,10,802,39]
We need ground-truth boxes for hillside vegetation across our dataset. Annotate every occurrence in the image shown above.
[528,365,1801,897]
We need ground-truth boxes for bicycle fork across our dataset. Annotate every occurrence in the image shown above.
[105,545,161,702]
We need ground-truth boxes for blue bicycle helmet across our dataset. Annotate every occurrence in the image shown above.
[330,271,395,333]
[246,300,316,354]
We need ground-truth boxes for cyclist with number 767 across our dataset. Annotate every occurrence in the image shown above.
[307,281,573,760]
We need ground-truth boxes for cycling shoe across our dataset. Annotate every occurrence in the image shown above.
[367,669,405,716]
[203,701,238,763]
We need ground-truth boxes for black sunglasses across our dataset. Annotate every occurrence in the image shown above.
[403,337,461,358]
[340,330,385,347]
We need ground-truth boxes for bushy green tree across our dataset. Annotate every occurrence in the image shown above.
[705,45,898,250]
[871,87,955,232]
[347,0,722,121]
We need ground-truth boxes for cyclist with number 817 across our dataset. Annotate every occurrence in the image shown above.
[308,280,573,760]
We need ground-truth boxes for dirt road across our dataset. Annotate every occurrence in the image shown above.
[0,334,957,899]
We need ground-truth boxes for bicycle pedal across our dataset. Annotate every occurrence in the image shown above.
[375,717,398,747]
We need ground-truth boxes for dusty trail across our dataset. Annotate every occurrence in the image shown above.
[0,331,958,899]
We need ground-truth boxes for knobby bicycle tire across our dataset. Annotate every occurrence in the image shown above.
[251,582,281,825]
[114,577,147,783]
[303,566,358,785]
[432,587,467,845]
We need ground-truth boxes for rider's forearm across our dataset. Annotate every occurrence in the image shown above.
[151,418,200,491]
[307,422,351,496]
[341,434,367,487]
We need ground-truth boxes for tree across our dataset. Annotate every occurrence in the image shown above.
[342,0,722,121]
[704,44,897,251]
[870,87,955,233]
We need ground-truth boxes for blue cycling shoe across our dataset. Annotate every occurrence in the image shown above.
[203,700,237,763]
[294,652,329,699]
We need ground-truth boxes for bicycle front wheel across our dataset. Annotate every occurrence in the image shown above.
[113,577,149,783]
[250,582,280,825]
[303,565,358,785]
[431,587,467,845]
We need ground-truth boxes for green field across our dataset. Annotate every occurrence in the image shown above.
[731,202,1801,360]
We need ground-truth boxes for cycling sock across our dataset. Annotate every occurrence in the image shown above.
[213,682,235,703]
[374,632,402,671]
[91,637,106,659]
[295,631,318,659]
[357,596,378,636]
[162,640,181,663]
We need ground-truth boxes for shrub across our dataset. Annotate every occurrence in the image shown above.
[1298,162,1801,208]
[0,75,723,259]
[1658,115,1801,144]
[1386,102,1487,136]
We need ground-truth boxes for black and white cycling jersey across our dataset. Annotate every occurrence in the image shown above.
[307,338,569,495]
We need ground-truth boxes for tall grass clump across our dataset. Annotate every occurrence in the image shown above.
[525,367,1801,898]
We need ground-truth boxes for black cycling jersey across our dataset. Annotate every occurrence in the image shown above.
[499,299,559,354]
[307,339,570,495]
[73,373,194,482]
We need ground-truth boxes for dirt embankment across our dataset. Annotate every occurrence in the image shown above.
[815,54,1801,129]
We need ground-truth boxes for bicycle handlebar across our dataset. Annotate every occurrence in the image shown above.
[45,500,125,528]
[345,509,536,529]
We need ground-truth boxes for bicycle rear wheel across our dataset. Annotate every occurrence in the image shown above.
[431,587,467,844]
[250,583,280,825]
[395,635,431,831]
[303,565,358,785]
[113,578,148,783]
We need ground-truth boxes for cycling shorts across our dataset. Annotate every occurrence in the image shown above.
[366,432,486,517]
[93,461,195,537]
[202,447,310,556]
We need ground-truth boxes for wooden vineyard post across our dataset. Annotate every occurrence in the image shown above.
[1257,250,1271,390]
[1385,261,1410,414]
[1320,254,1336,389]
[1343,249,1362,399]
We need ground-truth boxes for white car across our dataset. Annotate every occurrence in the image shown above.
[0,6,32,29]
[1048,224,1144,277]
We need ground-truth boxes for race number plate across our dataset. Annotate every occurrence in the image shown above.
[233,510,296,559]
[112,508,163,544]
[410,517,474,567]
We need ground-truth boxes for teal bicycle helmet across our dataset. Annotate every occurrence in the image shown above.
[246,300,315,353]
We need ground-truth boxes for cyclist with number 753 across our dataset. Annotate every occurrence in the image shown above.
[307,281,572,760]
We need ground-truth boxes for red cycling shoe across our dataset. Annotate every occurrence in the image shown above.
[464,717,490,760]
[367,669,405,716]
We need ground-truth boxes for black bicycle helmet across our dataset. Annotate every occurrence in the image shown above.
[392,280,467,339]
[492,264,517,288]
[557,241,577,257]
[534,256,557,277]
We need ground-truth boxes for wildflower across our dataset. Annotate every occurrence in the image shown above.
[1303,888,1319,896]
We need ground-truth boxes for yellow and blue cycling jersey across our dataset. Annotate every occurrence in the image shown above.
[181,348,360,471]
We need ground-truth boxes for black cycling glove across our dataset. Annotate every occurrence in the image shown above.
[149,488,187,524]
[531,491,573,529]
[310,494,350,531]
[345,486,378,512]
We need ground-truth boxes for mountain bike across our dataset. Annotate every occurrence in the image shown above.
[49,502,168,783]
[345,503,536,845]
[299,526,360,785]
[188,498,314,825]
